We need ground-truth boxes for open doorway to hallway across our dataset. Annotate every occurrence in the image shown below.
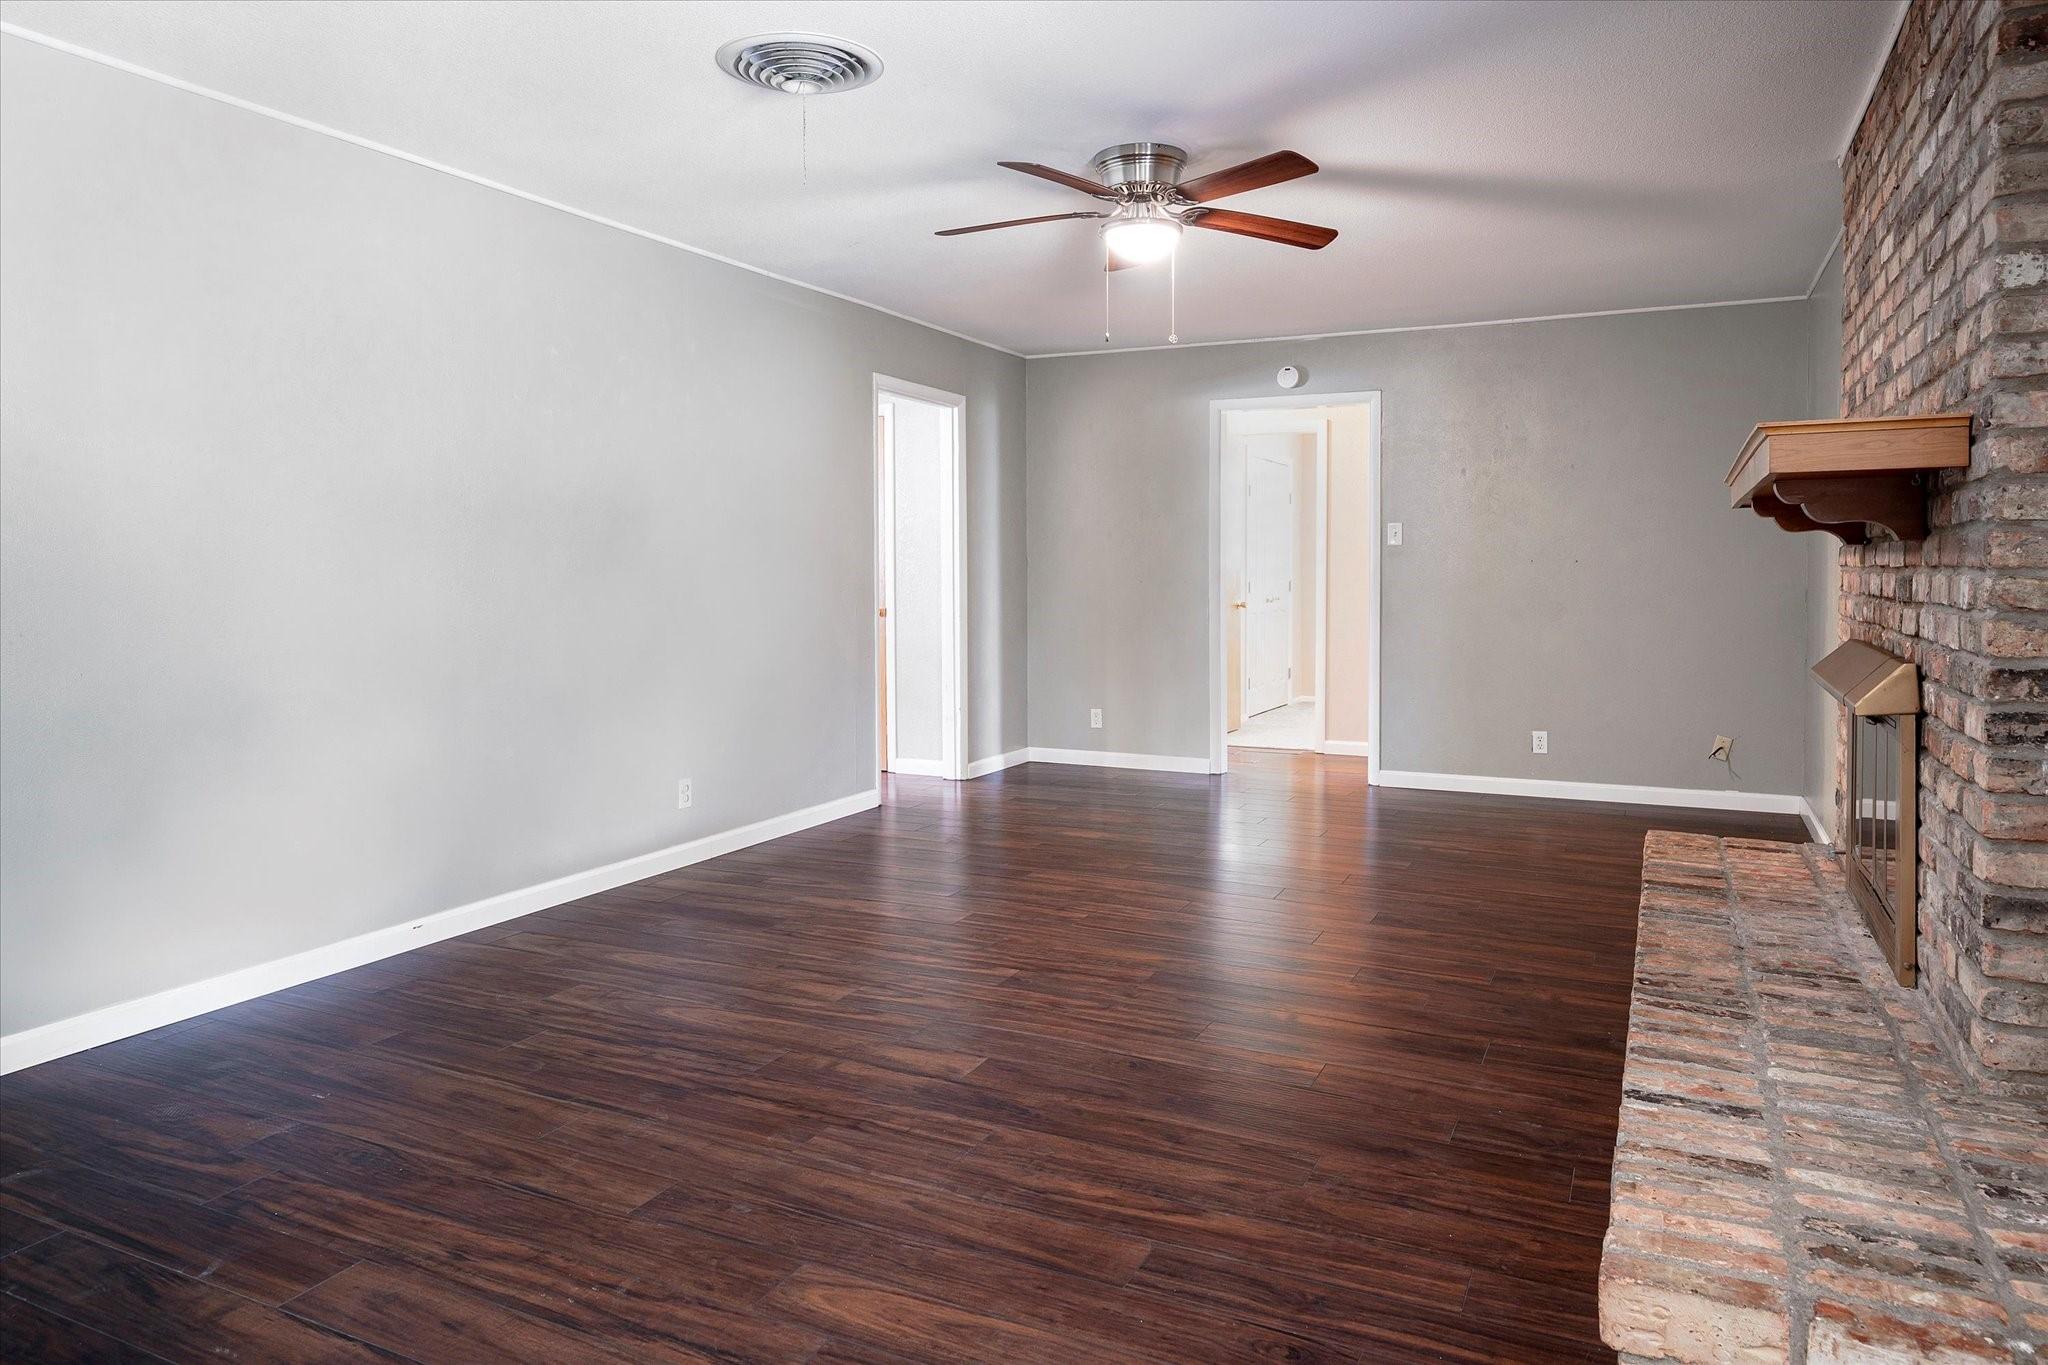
[1211,394,1380,774]
[1225,413,1322,751]
[874,376,967,781]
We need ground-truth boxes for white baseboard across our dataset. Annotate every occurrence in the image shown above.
[0,787,881,1075]
[1374,768,1806,816]
[1025,746,1211,774]
[1799,796,1831,844]
[1320,739,1372,757]
[965,748,1029,779]
[886,756,950,779]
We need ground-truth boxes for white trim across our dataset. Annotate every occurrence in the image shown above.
[0,787,881,1074]
[1026,747,1210,775]
[1321,739,1372,758]
[1367,396,1384,786]
[0,23,1023,360]
[1313,421,1329,754]
[1375,769,1806,816]
[1210,392,1381,781]
[1027,295,1808,360]
[877,401,899,775]
[873,375,969,782]
[964,748,1029,779]
[1835,0,1913,164]
[1799,797,1830,845]
[1805,229,1845,301]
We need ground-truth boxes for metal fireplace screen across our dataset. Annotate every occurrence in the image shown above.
[1813,640,1921,987]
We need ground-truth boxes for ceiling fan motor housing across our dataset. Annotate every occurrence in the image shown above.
[1089,143,1188,196]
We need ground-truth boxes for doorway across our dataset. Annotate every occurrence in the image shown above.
[874,376,967,781]
[1209,392,1382,776]
[1224,414,1323,754]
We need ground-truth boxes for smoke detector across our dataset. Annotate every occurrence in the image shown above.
[715,33,882,96]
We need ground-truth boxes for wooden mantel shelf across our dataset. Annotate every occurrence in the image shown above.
[1726,414,1970,543]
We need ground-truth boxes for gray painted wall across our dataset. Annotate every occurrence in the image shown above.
[0,36,1027,1036]
[1025,302,1814,793]
[1805,245,1847,838]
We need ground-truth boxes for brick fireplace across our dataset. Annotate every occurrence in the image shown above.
[1837,0,2048,1083]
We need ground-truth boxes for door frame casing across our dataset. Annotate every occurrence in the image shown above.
[874,374,969,782]
[1207,391,1382,780]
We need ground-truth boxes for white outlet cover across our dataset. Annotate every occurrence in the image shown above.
[1532,731,1548,754]
[1089,708,1103,729]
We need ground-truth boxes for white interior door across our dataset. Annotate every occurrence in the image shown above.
[878,390,958,779]
[1245,451,1294,718]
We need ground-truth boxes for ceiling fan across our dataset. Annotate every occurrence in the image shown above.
[936,143,1338,269]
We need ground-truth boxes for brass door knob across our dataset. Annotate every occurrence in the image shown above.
[1231,600,1248,609]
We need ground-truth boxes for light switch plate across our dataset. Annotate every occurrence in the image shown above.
[1386,522,1403,546]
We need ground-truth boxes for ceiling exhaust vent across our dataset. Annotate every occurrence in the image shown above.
[715,33,882,96]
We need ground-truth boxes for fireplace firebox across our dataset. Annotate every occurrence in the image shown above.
[1812,640,1920,986]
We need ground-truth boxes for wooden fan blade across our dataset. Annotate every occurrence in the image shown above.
[935,211,1105,236]
[997,161,1113,197]
[1186,207,1337,249]
[1176,151,1318,203]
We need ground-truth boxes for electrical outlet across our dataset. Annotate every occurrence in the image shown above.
[1709,735,1733,762]
[677,778,692,810]
[1531,730,1549,755]
[1090,708,1103,729]
[1386,522,1403,546]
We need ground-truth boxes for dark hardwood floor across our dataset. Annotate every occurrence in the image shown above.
[0,751,1804,1363]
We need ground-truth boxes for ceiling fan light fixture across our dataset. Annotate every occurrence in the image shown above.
[1103,206,1183,266]
[715,33,882,96]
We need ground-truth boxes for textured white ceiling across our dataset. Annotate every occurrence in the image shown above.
[1,0,1903,355]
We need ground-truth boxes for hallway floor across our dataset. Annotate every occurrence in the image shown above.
[1230,698,1318,750]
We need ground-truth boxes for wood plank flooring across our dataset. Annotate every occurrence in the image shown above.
[0,751,1805,1362]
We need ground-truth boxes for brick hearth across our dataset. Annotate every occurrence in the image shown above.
[1600,832,2045,1363]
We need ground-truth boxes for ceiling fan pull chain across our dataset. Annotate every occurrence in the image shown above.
[1169,249,1179,345]
[1102,268,1110,344]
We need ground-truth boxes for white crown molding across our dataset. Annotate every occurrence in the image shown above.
[1025,747,1210,774]
[1805,228,1846,300]
[1023,292,1812,360]
[1375,768,1808,817]
[0,787,880,1074]
[0,23,1025,359]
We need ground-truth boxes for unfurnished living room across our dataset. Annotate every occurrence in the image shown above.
[2,2,2045,1361]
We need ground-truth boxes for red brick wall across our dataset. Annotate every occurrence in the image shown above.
[1840,0,2048,1080]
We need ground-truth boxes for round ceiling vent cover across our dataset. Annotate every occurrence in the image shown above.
[715,33,882,96]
